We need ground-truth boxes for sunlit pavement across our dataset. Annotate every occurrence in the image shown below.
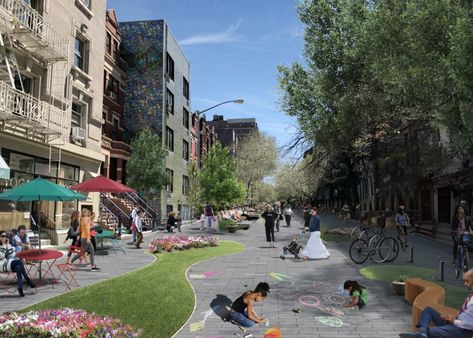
[174,215,412,338]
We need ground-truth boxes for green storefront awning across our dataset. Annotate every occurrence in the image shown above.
[0,154,10,179]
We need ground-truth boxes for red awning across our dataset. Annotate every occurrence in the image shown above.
[70,175,136,193]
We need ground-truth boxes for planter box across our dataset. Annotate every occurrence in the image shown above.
[227,225,239,233]
[392,281,405,295]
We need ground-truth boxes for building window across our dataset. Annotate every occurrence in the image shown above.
[106,32,111,55]
[183,108,189,129]
[165,127,174,152]
[166,169,173,192]
[112,40,119,61]
[166,53,174,80]
[107,75,119,102]
[102,111,106,134]
[80,0,91,9]
[112,116,119,140]
[182,175,189,195]
[166,89,174,115]
[71,103,82,129]
[183,140,189,161]
[74,37,86,72]
[183,77,189,100]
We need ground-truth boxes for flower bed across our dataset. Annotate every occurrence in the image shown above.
[0,308,141,337]
[148,235,219,253]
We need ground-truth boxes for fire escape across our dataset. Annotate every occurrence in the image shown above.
[0,0,70,143]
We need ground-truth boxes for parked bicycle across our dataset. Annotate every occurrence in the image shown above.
[349,231,399,264]
[452,232,471,279]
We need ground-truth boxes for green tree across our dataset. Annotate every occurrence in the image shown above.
[127,128,168,200]
[235,132,278,201]
[197,144,245,209]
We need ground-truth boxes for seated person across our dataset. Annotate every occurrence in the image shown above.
[400,268,473,338]
[166,211,178,233]
[0,232,36,296]
[14,225,32,252]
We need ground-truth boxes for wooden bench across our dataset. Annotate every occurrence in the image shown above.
[405,277,458,331]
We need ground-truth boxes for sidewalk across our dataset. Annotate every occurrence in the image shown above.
[174,215,412,338]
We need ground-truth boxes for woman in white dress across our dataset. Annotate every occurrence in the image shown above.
[301,207,330,259]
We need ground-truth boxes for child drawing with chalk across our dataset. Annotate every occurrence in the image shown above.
[343,280,368,309]
[229,282,270,331]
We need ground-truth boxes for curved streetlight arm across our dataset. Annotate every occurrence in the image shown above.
[196,99,244,115]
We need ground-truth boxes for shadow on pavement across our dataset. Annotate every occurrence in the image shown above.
[210,294,233,321]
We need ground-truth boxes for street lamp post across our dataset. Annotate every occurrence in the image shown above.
[195,99,244,116]
[195,99,244,165]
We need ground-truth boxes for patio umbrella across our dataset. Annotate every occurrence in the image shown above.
[69,175,135,193]
[0,177,87,279]
[0,177,87,249]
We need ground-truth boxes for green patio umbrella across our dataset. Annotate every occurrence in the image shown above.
[0,177,86,250]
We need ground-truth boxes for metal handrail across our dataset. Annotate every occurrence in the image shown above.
[101,193,129,218]
[0,81,68,135]
[0,0,69,59]
[123,192,158,219]
[99,202,120,229]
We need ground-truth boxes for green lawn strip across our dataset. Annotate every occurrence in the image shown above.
[360,265,466,308]
[25,241,245,338]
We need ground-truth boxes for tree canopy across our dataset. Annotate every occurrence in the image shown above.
[278,0,473,203]
[235,132,278,202]
[127,128,168,200]
[196,144,246,209]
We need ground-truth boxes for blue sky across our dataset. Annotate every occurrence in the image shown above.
[108,0,304,154]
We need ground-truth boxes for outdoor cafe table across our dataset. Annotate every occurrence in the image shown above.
[95,230,115,255]
[16,249,63,284]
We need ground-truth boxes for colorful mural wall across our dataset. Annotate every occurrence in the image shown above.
[120,20,165,137]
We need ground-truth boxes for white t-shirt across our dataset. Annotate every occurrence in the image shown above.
[284,208,293,216]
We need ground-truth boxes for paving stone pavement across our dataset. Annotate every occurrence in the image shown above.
[174,215,412,338]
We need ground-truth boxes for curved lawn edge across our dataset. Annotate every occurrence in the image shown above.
[171,240,246,338]
[24,240,245,338]
[359,265,466,308]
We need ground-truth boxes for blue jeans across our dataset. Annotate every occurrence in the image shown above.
[418,307,473,338]
[229,310,255,328]
[10,259,29,289]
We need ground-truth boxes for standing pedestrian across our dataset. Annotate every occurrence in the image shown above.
[135,210,143,248]
[283,205,293,227]
[204,202,214,229]
[274,202,282,232]
[71,208,99,271]
[130,205,139,243]
[64,211,80,265]
[261,206,278,248]
[301,207,330,259]
[303,205,312,228]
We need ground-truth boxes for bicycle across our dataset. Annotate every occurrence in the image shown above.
[396,223,416,251]
[452,232,471,279]
[349,231,399,264]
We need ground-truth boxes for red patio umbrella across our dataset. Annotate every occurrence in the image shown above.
[70,175,136,193]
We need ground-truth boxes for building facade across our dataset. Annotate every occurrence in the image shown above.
[120,20,191,220]
[101,9,129,183]
[0,0,107,243]
[207,115,258,156]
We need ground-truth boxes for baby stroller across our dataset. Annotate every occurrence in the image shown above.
[280,229,307,260]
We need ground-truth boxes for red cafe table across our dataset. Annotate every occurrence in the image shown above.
[16,249,63,285]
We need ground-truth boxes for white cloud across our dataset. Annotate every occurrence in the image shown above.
[179,19,243,46]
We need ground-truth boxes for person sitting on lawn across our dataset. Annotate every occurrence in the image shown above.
[229,282,269,330]
[399,269,473,338]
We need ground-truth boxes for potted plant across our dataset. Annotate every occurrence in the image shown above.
[392,274,408,295]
